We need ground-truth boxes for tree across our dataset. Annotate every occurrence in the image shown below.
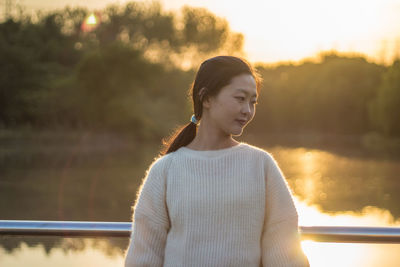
[369,60,400,136]
[94,2,244,69]
[73,42,192,139]
[253,52,384,135]
[0,2,241,132]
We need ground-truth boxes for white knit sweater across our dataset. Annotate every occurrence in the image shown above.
[125,142,309,266]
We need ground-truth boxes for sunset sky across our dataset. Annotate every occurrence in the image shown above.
[9,0,400,64]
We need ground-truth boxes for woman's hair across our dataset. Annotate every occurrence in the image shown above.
[160,56,262,155]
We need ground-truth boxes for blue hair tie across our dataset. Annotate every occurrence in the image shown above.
[190,114,198,125]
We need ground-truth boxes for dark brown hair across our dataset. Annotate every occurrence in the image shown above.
[160,56,262,155]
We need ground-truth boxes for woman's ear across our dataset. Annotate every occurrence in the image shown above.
[199,87,211,108]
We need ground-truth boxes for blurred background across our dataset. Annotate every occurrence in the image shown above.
[0,0,400,266]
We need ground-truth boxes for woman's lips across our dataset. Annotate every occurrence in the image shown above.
[235,119,246,126]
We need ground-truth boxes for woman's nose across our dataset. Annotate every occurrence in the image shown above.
[241,103,251,115]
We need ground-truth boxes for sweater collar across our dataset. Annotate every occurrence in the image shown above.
[177,142,246,158]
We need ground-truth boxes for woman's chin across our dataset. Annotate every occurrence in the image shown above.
[231,127,244,136]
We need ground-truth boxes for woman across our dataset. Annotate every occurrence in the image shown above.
[125,56,309,266]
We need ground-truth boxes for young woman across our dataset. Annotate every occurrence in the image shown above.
[125,56,309,266]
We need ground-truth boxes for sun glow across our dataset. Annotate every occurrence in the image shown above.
[81,13,100,33]
[267,145,400,266]
[86,14,97,25]
[2,202,399,267]
[295,199,400,266]
[236,0,385,61]
[0,240,124,267]
[163,0,400,64]
[18,0,400,64]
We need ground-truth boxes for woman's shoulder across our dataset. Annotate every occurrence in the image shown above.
[240,143,282,172]
[240,142,274,160]
[141,153,176,181]
[147,152,175,171]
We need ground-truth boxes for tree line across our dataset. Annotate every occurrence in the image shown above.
[0,1,399,139]
[255,54,400,137]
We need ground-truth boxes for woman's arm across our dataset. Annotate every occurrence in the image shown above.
[261,154,309,267]
[125,156,171,267]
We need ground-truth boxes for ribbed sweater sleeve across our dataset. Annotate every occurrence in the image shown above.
[125,155,171,267]
[261,154,309,267]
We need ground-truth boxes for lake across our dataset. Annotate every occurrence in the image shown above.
[1,131,399,266]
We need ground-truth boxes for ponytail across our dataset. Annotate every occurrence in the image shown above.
[160,122,197,155]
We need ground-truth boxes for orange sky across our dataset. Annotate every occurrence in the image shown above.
[9,0,400,65]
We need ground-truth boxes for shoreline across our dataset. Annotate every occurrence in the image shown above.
[1,128,399,159]
[241,131,400,160]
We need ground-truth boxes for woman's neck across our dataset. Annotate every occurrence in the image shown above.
[186,127,239,151]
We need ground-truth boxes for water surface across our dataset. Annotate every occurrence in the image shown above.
[1,133,399,266]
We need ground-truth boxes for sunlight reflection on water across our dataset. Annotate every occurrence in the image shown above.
[267,145,400,266]
[1,202,400,266]
[297,200,400,267]
[1,145,399,266]
[0,240,124,267]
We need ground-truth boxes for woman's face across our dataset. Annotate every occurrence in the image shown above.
[203,73,258,136]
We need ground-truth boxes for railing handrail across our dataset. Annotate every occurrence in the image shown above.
[0,220,130,238]
[1,220,400,243]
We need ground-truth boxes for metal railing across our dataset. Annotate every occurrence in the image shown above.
[1,220,400,243]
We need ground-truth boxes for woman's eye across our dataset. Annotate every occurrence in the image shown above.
[235,96,245,101]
